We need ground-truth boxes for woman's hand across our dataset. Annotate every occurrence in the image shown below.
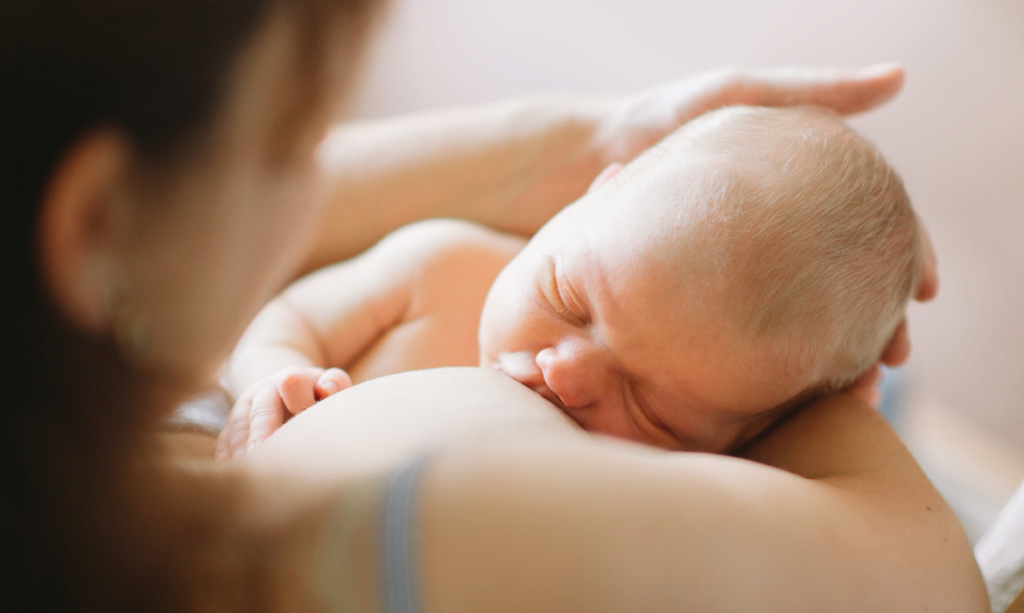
[216,365,352,461]
[596,63,905,166]
[307,63,906,267]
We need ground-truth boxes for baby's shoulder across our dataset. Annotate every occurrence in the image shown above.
[377,219,524,323]
[379,218,525,272]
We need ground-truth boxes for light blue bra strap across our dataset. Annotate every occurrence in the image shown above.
[317,473,386,613]
[381,456,432,613]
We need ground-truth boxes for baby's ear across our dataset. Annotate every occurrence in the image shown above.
[587,163,624,193]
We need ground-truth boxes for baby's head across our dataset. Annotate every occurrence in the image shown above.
[479,105,921,452]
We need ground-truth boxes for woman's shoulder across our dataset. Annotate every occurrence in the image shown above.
[246,373,988,611]
[412,394,989,612]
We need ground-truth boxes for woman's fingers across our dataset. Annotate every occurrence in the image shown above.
[881,320,912,368]
[603,63,906,166]
[713,63,906,116]
[316,367,352,399]
[915,222,939,302]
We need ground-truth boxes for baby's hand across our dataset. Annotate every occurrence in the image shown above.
[215,366,352,461]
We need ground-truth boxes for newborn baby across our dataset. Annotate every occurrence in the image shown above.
[218,105,922,458]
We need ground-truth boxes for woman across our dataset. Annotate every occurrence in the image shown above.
[0,0,986,610]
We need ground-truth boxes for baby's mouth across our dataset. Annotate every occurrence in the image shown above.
[492,352,567,410]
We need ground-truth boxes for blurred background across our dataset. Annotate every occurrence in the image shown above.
[348,0,1024,542]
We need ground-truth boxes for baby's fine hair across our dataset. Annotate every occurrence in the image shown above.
[617,105,921,389]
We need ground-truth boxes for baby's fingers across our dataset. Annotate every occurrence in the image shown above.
[276,366,319,415]
[217,392,254,461]
[316,368,353,400]
[247,385,288,453]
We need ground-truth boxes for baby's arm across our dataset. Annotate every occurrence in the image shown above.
[217,232,418,460]
[218,219,522,460]
[223,239,410,392]
[223,234,415,397]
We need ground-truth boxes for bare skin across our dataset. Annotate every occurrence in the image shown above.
[34,1,971,601]
[221,212,807,459]
[239,366,988,612]
[220,112,927,458]
[304,64,909,269]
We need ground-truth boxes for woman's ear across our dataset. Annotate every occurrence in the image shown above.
[37,131,132,334]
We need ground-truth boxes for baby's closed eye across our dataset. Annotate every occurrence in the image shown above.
[625,380,687,449]
[545,259,588,326]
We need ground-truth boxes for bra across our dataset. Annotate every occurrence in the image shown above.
[317,457,431,613]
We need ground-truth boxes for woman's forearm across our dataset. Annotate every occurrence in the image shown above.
[305,95,607,270]
[304,64,908,271]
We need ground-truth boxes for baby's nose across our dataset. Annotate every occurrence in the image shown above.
[535,342,612,409]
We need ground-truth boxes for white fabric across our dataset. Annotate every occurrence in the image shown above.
[976,479,1024,613]
[168,388,231,434]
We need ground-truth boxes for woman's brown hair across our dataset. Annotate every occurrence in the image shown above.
[0,1,376,610]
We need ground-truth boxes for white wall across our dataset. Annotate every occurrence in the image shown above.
[351,0,1024,454]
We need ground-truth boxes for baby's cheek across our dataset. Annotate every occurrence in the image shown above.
[721,418,777,454]
[477,320,520,372]
[478,295,528,362]
[476,313,498,367]
[662,413,745,454]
